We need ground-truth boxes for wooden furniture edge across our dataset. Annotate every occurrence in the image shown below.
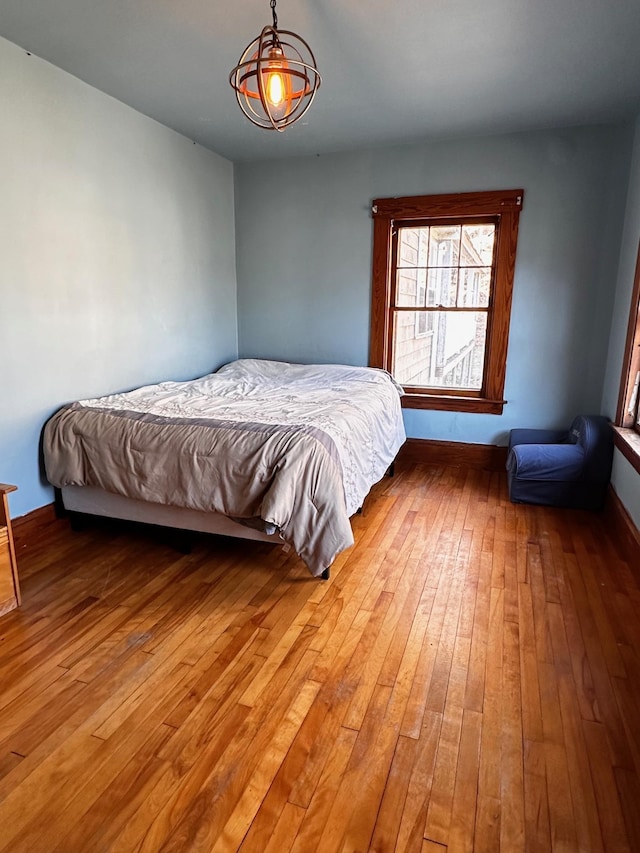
[604,483,640,566]
[397,437,508,471]
[0,484,21,607]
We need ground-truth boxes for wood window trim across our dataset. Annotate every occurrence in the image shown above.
[612,427,640,476]
[369,189,524,414]
[614,239,640,472]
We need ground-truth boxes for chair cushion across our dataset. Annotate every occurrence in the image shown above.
[506,443,585,481]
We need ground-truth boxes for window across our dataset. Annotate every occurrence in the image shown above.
[614,240,640,472]
[369,189,524,414]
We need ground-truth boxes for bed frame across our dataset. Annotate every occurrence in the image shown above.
[58,485,331,579]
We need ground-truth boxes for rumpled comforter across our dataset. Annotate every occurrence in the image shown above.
[43,359,406,575]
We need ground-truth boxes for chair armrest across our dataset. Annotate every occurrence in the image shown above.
[507,443,585,481]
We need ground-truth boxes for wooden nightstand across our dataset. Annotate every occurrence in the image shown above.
[0,484,21,616]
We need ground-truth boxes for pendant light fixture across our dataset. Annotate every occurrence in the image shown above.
[229,0,321,132]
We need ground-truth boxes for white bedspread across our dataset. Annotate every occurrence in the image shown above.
[78,359,406,518]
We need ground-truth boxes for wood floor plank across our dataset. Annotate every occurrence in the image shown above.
[289,726,358,853]
[113,648,320,852]
[614,766,640,853]
[315,682,395,851]
[0,750,24,782]
[1,464,639,851]
[562,550,635,770]
[572,536,627,680]
[237,682,333,849]
[556,676,605,853]
[474,794,501,853]
[100,703,252,853]
[583,719,632,853]
[463,547,492,714]
[422,702,464,846]
[0,647,160,799]
[369,733,418,852]
[400,524,462,739]
[260,802,307,853]
[522,740,550,853]
[49,723,176,853]
[342,556,425,729]
[527,540,555,665]
[395,710,443,853]
[447,708,482,852]
[500,619,525,851]
[611,668,640,776]
[209,679,321,853]
[476,586,504,803]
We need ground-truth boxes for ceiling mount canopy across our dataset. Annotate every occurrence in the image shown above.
[229,0,321,132]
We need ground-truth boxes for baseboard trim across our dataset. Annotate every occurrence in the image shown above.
[397,438,508,471]
[604,485,640,565]
[12,502,57,536]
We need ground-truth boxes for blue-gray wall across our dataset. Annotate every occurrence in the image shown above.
[602,116,640,531]
[3,24,639,536]
[235,126,632,447]
[0,37,238,517]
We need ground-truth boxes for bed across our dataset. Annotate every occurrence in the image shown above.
[43,359,406,577]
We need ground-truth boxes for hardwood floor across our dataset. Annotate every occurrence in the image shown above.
[1,464,639,852]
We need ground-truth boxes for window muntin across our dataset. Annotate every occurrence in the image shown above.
[369,189,524,414]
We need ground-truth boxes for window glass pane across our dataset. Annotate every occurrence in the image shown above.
[397,227,429,267]
[459,267,491,307]
[427,268,458,306]
[417,268,427,307]
[391,311,435,387]
[396,267,416,307]
[392,310,487,391]
[426,269,438,306]
[397,227,430,268]
[461,223,495,265]
[396,268,427,307]
[417,228,429,266]
[428,226,461,267]
[630,370,640,428]
[398,228,417,266]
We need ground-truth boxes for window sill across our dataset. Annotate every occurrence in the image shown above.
[401,394,505,415]
[612,426,640,476]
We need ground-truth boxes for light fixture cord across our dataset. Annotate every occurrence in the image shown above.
[270,0,278,30]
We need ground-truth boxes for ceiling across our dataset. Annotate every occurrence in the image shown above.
[1,0,640,163]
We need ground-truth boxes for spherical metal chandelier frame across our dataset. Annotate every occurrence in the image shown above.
[229,2,321,132]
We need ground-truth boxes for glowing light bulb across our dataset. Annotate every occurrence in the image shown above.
[262,46,291,119]
[267,69,285,107]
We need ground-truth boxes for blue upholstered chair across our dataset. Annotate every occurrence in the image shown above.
[506,415,613,509]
